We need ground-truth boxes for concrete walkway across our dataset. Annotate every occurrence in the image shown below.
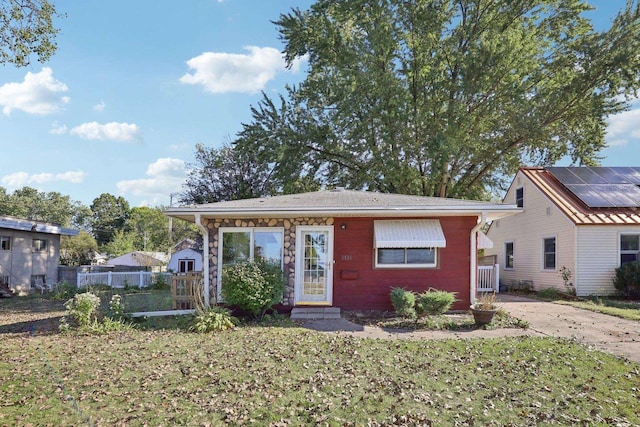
[300,294,640,364]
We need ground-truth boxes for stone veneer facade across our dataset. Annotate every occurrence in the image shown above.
[206,217,334,305]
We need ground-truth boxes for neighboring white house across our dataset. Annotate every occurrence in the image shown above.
[168,248,203,273]
[106,251,169,272]
[486,166,640,296]
[0,215,78,294]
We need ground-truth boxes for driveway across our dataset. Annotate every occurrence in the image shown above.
[497,294,640,363]
[301,294,640,364]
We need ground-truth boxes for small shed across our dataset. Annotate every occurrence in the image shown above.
[168,248,203,273]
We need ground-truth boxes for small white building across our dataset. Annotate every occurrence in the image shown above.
[486,166,640,296]
[168,248,203,273]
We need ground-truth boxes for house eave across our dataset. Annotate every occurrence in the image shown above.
[165,206,520,222]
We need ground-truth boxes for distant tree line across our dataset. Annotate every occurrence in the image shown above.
[0,186,199,265]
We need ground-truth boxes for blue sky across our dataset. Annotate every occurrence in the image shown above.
[0,0,637,208]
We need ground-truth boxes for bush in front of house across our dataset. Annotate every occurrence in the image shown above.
[415,288,457,316]
[613,261,640,299]
[191,306,238,333]
[390,287,417,319]
[221,261,286,319]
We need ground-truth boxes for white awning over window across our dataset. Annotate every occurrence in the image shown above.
[374,220,446,248]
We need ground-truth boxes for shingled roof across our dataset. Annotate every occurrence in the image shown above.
[166,189,519,221]
[520,167,640,225]
[0,215,78,236]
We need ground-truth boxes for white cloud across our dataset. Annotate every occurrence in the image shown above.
[50,121,67,135]
[69,121,141,142]
[289,54,309,74]
[179,46,288,94]
[606,105,640,148]
[56,170,88,183]
[1,170,87,189]
[93,100,106,112]
[28,173,55,184]
[0,67,70,115]
[1,172,30,188]
[116,158,186,205]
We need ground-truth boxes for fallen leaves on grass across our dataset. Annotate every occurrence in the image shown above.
[2,326,639,426]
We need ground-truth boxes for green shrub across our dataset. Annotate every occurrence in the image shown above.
[150,273,170,290]
[537,287,560,300]
[109,294,126,320]
[50,281,77,300]
[86,317,135,334]
[415,288,457,316]
[191,306,238,333]
[389,287,416,319]
[221,261,286,319]
[613,261,640,299]
[62,292,101,329]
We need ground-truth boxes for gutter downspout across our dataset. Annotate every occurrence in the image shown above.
[470,212,488,306]
[194,213,210,307]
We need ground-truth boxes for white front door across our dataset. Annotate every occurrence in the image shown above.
[295,226,333,305]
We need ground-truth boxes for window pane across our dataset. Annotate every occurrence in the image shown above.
[543,238,556,269]
[407,248,435,264]
[378,248,405,264]
[621,253,638,264]
[1,236,10,251]
[254,231,283,266]
[222,232,251,264]
[505,242,514,268]
[620,235,639,251]
[544,253,556,269]
[32,239,47,252]
[516,188,524,208]
[544,238,556,253]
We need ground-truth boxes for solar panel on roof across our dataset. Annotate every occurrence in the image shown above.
[565,184,616,207]
[590,167,633,184]
[603,184,640,207]
[547,167,585,184]
[565,184,640,208]
[571,167,608,184]
[548,166,640,208]
[627,167,640,184]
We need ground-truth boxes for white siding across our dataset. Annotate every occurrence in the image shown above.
[576,226,640,296]
[168,248,203,272]
[485,171,576,292]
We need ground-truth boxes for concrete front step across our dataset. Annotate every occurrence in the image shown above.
[290,307,341,320]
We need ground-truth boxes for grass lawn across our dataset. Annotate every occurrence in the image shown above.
[533,289,640,322]
[556,298,640,322]
[1,298,639,426]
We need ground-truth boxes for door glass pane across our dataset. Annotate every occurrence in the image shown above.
[303,232,327,296]
[254,231,283,266]
[222,232,251,264]
[407,248,435,264]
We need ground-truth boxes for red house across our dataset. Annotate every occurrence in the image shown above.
[165,189,519,315]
